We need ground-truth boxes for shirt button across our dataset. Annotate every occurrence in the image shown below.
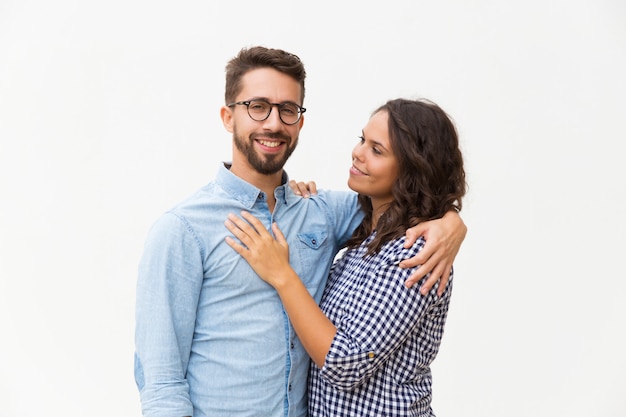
[288,384,292,391]
[368,352,375,359]
[290,342,295,349]
[311,239,317,245]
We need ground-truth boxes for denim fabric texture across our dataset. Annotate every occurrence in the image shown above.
[134,163,362,417]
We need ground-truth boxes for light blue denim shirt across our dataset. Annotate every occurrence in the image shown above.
[134,163,363,417]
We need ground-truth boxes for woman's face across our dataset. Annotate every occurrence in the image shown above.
[347,110,399,210]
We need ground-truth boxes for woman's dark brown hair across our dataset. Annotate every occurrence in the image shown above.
[347,98,466,256]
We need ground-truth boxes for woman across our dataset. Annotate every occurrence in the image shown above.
[225,98,466,416]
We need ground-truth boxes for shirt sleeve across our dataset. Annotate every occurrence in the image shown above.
[318,189,363,247]
[320,238,445,391]
[134,212,204,417]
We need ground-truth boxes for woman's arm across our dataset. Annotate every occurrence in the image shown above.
[320,238,451,391]
[224,211,335,368]
[402,210,467,295]
[287,181,467,297]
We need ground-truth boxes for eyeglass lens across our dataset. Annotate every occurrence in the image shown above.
[247,100,301,124]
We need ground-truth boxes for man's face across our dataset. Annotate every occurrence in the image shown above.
[223,67,304,176]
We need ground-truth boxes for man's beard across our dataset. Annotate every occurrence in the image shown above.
[233,128,297,175]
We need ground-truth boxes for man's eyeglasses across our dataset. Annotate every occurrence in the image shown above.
[227,99,306,125]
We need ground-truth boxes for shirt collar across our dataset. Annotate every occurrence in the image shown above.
[216,162,296,208]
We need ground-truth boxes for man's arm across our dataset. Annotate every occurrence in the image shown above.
[401,210,467,295]
[135,213,201,417]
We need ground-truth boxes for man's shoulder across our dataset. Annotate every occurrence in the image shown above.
[311,188,358,204]
[150,181,222,224]
[171,181,218,206]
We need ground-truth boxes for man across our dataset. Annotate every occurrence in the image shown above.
[134,46,466,417]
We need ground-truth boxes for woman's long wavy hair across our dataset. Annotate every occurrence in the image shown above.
[346,98,467,256]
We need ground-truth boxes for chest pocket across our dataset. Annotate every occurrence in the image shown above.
[293,230,329,277]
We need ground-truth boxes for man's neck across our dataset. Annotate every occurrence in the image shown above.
[228,162,283,212]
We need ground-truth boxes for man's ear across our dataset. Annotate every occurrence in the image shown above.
[220,106,234,133]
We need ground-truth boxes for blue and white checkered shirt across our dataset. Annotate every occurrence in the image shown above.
[308,232,453,417]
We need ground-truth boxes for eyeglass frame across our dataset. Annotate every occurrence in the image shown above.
[226,98,306,125]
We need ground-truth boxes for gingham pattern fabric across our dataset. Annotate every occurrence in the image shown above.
[307,233,453,417]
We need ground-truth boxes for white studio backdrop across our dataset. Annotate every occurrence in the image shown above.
[1,1,625,416]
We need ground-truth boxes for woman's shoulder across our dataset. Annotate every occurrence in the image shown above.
[377,234,427,264]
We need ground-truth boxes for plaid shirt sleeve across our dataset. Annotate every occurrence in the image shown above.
[319,236,448,391]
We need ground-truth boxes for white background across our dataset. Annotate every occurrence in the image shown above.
[1,1,625,416]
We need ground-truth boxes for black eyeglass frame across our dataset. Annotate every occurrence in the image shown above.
[227,99,306,125]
